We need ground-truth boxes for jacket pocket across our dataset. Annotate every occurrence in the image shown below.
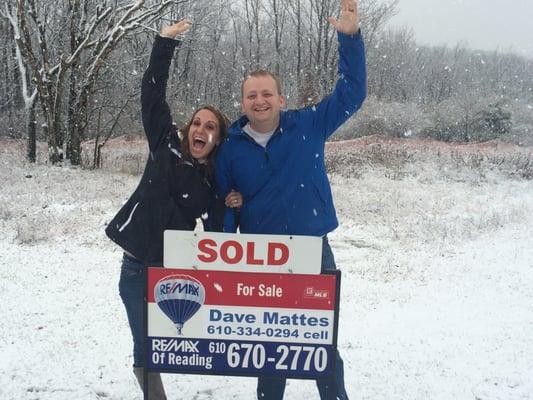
[120,263,143,279]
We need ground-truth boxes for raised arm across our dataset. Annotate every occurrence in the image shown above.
[328,0,359,35]
[141,20,191,152]
[303,0,366,140]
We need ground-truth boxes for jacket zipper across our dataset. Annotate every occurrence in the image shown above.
[240,126,281,160]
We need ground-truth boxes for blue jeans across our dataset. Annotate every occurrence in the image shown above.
[118,253,145,367]
[257,236,349,400]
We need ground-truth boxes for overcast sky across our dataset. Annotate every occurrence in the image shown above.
[388,0,533,59]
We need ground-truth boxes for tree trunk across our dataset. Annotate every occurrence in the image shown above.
[66,68,82,165]
[26,98,37,162]
[67,90,85,166]
[43,116,61,164]
[67,125,82,165]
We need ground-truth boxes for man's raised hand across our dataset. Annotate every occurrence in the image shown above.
[160,19,192,39]
[327,0,359,35]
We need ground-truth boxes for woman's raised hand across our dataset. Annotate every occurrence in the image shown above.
[160,19,192,39]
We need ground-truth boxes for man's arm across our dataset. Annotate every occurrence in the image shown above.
[215,141,239,233]
[303,0,366,140]
[327,0,359,35]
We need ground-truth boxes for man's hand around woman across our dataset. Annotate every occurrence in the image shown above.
[225,190,243,209]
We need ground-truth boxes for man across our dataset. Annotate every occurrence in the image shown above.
[216,0,365,398]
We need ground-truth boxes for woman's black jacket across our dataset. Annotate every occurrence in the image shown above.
[105,36,223,266]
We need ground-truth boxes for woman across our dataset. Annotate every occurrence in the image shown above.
[105,20,242,400]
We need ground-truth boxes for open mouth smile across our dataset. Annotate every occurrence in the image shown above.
[192,136,207,150]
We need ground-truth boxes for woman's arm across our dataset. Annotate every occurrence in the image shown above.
[141,20,191,152]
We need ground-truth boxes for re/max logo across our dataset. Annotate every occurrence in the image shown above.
[151,339,199,353]
[159,282,200,296]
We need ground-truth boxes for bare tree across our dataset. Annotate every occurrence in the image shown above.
[0,17,25,132]
[242,0,262,69]
[265,0,286,75]
[2,3,38,161]
[3,0,532,162]
[287,0,302,84]
[359,0,399,49]
[3,0,188,164]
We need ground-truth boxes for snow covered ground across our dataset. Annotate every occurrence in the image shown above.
[1,146,533,399]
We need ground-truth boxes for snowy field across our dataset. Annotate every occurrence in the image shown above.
[1,140,533,400]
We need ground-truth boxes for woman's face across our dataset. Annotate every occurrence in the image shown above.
[187,109,221,161]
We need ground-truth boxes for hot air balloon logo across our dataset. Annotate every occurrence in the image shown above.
[154,274,206,335]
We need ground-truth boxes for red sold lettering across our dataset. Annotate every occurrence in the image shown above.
[220,240,243,264]
[267,242,289,266]
[197,239,217,262]
[246,242,264,265]
[197,239,289,267]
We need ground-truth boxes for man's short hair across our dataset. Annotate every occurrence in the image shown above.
[241,70,283,96]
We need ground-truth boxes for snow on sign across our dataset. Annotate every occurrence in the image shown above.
[147,267,340,379]
[163,231,322,274]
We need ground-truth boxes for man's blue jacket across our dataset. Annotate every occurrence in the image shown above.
[216,31,366,236]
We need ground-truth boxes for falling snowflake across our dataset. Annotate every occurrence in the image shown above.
[182,193,189,199]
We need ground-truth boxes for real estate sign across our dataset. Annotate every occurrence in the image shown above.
[146,231,340,380]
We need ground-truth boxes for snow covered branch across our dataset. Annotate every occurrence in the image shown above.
[86,0,186,78]
[3,3,37,107]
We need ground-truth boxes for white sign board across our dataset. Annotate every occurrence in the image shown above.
[163,231,322,274]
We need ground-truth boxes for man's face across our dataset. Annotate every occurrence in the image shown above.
[241,75,285,132]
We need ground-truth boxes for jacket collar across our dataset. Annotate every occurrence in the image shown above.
[229,111,296,138]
